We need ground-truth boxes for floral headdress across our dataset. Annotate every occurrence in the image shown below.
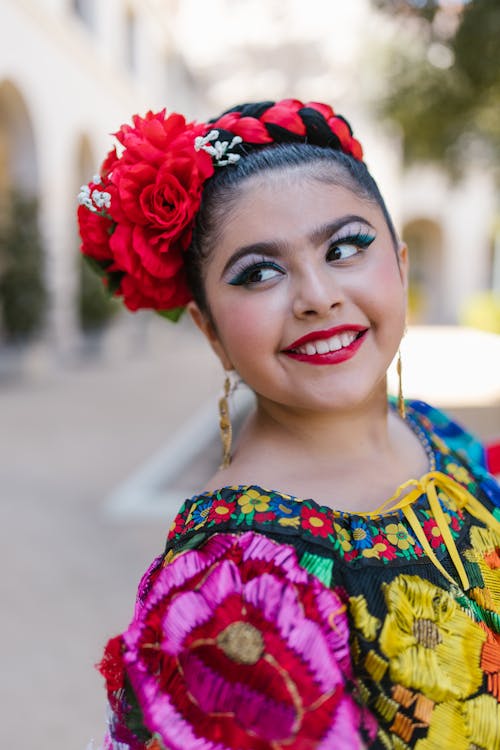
[77,99,363,321]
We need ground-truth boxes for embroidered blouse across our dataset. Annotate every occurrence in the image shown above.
[98,400,500,750]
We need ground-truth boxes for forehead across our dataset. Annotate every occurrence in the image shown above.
[216,169,383,251]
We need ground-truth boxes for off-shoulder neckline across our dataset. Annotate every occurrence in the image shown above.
[187,403,438,520]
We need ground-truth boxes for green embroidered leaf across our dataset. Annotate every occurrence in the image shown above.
[299,551,334,586]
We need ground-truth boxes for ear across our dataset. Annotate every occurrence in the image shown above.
[187,301,234,371]
[397,242,409,292]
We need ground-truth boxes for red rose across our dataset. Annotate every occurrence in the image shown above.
[78,110,214,313]
[77,202,114,263]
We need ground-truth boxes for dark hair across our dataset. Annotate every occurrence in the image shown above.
[186,140,398,316]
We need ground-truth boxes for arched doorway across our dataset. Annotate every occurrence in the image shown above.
[0,80,46,344]
[403,218,444,324]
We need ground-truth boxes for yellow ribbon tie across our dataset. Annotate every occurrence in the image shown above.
[374,471,500,592]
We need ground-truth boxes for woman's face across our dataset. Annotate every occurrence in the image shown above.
[190,168,408,415]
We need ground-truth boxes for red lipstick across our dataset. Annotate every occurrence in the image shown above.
[283,325,368,366]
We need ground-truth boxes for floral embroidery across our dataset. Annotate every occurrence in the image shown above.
[422,519,444,550]
[363,534,398,561]
[385,522,416,551]
[380,575,486,702]
[351,518,374,550]
[207,497,235,523]
[189,497,212,525]
[414,694,500,750]
[301,505,334,538]
[334,522,353,553]
[237,488,271,514]
[446,462,472,486]
[104,532,376,750]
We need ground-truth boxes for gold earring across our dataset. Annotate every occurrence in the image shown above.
[397,349,406,420]
[219,374,233,469]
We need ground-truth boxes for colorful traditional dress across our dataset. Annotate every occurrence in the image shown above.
[98,400,500,750]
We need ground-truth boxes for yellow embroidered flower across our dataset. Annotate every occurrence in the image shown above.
[446,462,471,486]
[237,489,271,514]
[415,695,500,750]
[467,525,500,613]
[385,522,415,551]
[334,522,353,553]
[380,575,486,702]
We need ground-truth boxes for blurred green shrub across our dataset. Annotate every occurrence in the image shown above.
[78,253,119,332]
[0,192,47,341]
[461,291,500,334]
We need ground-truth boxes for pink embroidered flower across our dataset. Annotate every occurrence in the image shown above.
[105,532,375,750]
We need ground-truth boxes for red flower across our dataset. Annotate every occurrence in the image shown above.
[301,506,334,538]
[112,532,375,750]
[371,534,398,561]
[97,635,125,693]
[207,498,235,524]
[168,513,185,540]
[77,202,114,263]
[78,110,214,313]
[423,518,444,549]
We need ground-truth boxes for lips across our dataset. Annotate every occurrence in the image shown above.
[283,325,368,366]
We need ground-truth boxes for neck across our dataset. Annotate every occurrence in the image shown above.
[238,382,394,470]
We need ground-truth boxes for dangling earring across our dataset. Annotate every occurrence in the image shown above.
[397,349,406,420]
[218,372,236,469]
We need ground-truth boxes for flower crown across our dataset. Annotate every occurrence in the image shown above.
[77,99,363,321]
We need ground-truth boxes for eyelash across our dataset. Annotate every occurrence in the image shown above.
[327,231,376,261]
[228,231,376,286]
[228,259,284,286]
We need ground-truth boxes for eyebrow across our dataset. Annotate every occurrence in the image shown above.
[221,213,375,277]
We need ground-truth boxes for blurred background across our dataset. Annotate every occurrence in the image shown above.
[0,0,499,747]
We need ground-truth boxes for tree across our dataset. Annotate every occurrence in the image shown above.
[0,192,47,342]
[373,0,500,178]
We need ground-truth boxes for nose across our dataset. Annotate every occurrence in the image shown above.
[292,266,344,319]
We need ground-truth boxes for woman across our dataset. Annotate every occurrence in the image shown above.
[79,100,500,749]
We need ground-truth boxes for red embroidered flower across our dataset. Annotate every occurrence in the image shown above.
[97,635,125,693]
[168,513,185,540]
[301,506,334,538]
[423,518,444,549]
[109,532,375,750]
[207,498,236,523]
[371,533,398,561]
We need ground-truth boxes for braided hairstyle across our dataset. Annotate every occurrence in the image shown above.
[186,100,398,316]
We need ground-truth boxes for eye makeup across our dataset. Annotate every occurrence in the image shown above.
[228,257,285,286]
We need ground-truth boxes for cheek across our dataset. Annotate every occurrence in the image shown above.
[212,292,283,367]
[365,254,406,316]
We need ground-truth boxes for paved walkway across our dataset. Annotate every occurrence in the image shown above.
[1,320,498,749]
[0,315,221,750]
